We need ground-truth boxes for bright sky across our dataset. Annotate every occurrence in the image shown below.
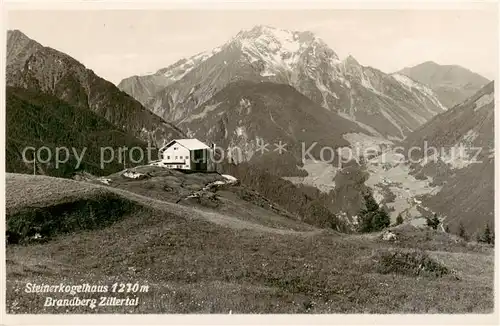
[7,8,498,84]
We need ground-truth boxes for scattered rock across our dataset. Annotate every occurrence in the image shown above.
[122,170,147,180]
[98,178,112,185]
[32,233,42,240]
[203,180,227,191]
[221,174,239,184]
[183,191,220,208]
[381,230,397,241]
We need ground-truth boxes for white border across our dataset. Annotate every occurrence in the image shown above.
[3,0,500,10]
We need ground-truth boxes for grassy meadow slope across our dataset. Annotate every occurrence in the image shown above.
[5,172,494,314]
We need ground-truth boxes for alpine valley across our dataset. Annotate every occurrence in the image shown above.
[118,25,493,236]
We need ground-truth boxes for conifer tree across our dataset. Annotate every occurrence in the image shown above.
[426,214,440,230]
[358,192,378,232]
[458,222,467,240]
[396,213,403,225]
[358,192,390,232]
[373,208,391,231]
[482,223,492,244]
[431,214,440,230]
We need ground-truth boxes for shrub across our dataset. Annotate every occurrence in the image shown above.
[374,249,450,278]
[426,214,440,230]
[458,222,468,241]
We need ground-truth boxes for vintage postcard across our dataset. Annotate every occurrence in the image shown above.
[1,0,498,325]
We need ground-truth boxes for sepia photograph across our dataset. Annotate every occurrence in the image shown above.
[1,0,498,323]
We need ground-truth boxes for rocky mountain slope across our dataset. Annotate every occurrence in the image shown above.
[6,87,149,178]
[401,81,494,235]
[119,25,445,140]
[7,30,184,147]
[117,49,222,106]
[179,80,369,175]
[398,61,490,108]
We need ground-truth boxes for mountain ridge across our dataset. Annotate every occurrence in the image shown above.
[398,61,490,108]
[6,29,185,147]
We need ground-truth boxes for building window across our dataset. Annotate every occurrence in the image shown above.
[175,156,178,159]
[185,156,189,159]
[174,147,178,150]
[167,156,170,159]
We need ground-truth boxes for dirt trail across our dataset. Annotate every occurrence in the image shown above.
[108,185,322,236]
[197,209,324,236]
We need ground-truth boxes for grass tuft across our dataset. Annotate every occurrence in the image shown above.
[373,249,450,278]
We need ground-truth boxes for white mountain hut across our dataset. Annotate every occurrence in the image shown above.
[158,139,215,171]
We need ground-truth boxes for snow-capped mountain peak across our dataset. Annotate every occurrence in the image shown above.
[230,25,340,78]
[343,54,361,66]
[237,26,304,54]
[235,25,312,44]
